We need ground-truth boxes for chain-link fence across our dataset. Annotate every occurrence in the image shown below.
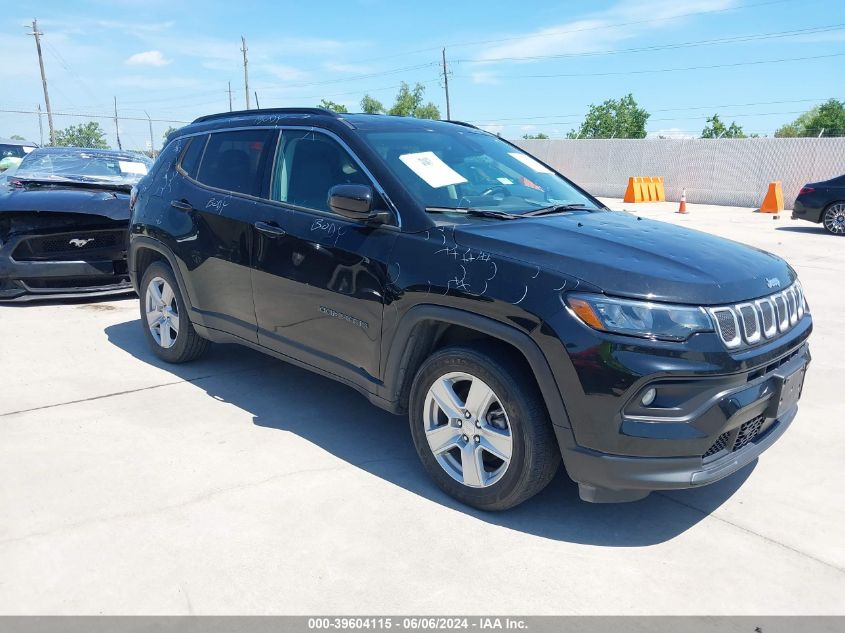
[516,137,845,210]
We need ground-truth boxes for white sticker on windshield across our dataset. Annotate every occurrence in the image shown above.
[119,160,148,175]
[399,151,467,188]
[22,147,35,154]
[508,152,552,174]
[496,177,514,185]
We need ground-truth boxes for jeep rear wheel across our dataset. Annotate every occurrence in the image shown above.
[409,345,560,511]
[139,261,209,363]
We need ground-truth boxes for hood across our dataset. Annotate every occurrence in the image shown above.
[452,210,795,305]
[0,183,130,221]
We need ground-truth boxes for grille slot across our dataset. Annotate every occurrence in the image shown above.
[711,308,740,348]
[756,298,777,338]
[737,303,760,343]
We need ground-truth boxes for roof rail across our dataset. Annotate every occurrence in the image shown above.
[445,120,481,131]
[192,107,337,124]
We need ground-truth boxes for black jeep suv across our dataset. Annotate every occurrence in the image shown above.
[129,108,811,510]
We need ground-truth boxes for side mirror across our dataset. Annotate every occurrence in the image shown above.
[328,184,388,224]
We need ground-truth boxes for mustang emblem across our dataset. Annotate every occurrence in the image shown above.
[766,277,781,289]
[68,238,95,248]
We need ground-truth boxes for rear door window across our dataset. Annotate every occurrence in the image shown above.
[195,129,277,197]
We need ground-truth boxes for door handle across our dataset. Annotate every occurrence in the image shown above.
[170,199,194,212]
[254,221,287,237]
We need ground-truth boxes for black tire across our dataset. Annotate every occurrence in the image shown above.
[408,345,560,511]
[139,261,209,363]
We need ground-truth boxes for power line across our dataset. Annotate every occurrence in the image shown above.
[458,52,845,81]
[298,0,795,68]
[455,23,845,64]
[471,97,842,124]
[0,108,189,124]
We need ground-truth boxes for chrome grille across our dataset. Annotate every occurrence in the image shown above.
[708,282,806,349]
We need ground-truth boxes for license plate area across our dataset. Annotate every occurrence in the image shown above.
[767,361,807,419]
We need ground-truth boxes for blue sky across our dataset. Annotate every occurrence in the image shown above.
[1,0,843,149]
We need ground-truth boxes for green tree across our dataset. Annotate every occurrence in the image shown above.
[775,99,845,137]
[54,122,109,149]
[10,134,25,141]
[566,93,649,139]
[360,83,440,119]
[318,99,348,113]
[162,126,178,143]
[360,94,386,114]
[522,132,549,140]
[701,113,746,138]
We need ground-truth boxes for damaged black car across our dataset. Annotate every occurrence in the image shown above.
[0,147,151,301]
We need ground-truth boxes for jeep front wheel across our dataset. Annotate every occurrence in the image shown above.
[409,345,560,511]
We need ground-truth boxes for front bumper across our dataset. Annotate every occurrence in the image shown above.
[0,227,132,301]
[561,403,797,502]
[538,306,812,502]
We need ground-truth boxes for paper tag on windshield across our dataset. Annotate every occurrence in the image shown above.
[399,151,467,188]
[508,152,552,174]
[119,161,148,175]
[496,177,514,185]
[22,147,35,154]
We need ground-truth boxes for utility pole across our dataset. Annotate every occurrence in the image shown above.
[28,19,55,145]
[36,104,44,146]
[145,111,155,156]
[228,81,233,112]
[241,36,251,110]
[254,91,260,110]
[113,96,122,150]
[441,48,451,120]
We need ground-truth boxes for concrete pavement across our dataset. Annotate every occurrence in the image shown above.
[0,201,843,614]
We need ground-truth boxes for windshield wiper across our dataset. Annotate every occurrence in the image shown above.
[425,207,522,220]
[13,177,132,191]
[522,203,595,217]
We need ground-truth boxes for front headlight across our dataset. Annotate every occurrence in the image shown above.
[565,293,713,341]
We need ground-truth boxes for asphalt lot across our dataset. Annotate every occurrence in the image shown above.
[1,199,843,615]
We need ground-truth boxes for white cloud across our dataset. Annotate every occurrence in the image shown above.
[126,50,171,67]
[472,0,736,63]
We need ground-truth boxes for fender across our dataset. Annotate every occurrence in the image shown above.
[129,235,208,329]
[380,304,574,433]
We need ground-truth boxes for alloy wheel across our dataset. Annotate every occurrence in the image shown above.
[422,371,513,488]
[823,203,845,234]
[145,276,180,348]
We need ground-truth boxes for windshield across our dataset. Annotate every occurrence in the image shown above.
[360,127,599,216]
[14,149,151,186]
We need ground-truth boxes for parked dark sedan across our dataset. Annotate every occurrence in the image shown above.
[792,174,845,234]
[0,147,151,301]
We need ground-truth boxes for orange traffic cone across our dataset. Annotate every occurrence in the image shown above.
[677,189,688,214]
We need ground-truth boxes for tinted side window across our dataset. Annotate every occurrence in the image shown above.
[178,135,207,178]
[272,130,371,213]
[196,129,277,197]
